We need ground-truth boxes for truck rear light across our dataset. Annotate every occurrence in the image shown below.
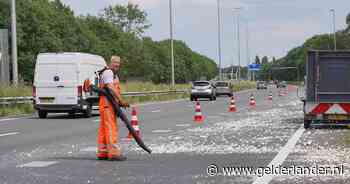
[78,86,83,97]
[32,86,36,97]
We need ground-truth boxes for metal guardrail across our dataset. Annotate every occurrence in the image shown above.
[0,90,189,105]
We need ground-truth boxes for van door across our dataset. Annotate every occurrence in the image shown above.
[35,62,78,105]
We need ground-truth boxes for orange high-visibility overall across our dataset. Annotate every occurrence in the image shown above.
[97,72,121,159]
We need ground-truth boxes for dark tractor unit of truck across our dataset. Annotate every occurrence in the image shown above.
[303,50,350,128]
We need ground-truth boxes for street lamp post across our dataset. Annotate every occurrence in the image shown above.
[169,0,175,87]
[330,9,337,51]
[11,0,18,85]
[217,0,222,80]
[245,20,250,80]
[233,8,242,81]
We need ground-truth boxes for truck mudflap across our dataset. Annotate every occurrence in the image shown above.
[304,102,350,128]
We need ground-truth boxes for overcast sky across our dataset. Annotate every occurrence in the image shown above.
[61,0,349,67]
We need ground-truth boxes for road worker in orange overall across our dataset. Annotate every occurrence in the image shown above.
[97,55,129,161]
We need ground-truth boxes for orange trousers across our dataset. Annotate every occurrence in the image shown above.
[97,95,121,159]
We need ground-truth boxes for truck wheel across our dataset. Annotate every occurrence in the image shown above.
[83,104,92,118]
[304,120,311,129]
[38,110,47,119]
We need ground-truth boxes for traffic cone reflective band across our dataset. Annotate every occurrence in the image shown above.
[127,107,141,140]
[249,94,256,107]
[268,91,273,101]
[194,100,204,123]
[229,96,237,112]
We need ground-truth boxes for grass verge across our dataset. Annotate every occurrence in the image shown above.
[232,81,257,92]
[0,104,34,117]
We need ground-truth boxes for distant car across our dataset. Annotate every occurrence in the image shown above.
[214,81,233,97]
[190,81,216,101]
[277,81,287,88]
[257,81,268,90]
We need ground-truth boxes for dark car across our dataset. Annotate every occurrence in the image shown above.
[190,81,216,101]
[277,81,287,88]
[214,81,233,97]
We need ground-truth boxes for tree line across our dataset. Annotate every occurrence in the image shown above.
[0,0,218,83]
[255,12,350,81]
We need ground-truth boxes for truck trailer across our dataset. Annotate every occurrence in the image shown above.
[303,50,350,128]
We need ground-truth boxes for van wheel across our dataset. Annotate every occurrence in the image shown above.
[38,111,47,119]
[83,105,92,118]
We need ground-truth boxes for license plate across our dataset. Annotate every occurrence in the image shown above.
[39,97,55,103]
[328,114,348,121]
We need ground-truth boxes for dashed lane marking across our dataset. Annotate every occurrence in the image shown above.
[0,132,19,137]
[175,124,191,127]
[252,126,305,184]
[152,129,172,133]
[151,110,161,113]
[0,118,21,122]
[18,161,59,168]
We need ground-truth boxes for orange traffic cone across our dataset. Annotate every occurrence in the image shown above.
[127,107,141,140]
[249,94,256,108]
[194,100,204,123]
[228,96,237,112]
[268,91,273,101]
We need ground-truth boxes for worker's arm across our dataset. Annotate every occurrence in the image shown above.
[106,83,130,108]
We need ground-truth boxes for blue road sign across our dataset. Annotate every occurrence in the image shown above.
[248,64,261,71]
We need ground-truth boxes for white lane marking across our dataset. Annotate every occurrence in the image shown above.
[93,119,100,122]
[152,129,172,133]
[151,110,161,113]
[0,118,21,122]
[175,124,191,127]
[18,161,59,168]
[0,132,19,137]
[252,126,305,184]
[81,147,97,152]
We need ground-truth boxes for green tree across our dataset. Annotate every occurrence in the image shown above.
[272,57,276,63]
[0,0,10,27]
[101,3,151,35]
[261,56,269,64]
[255,55,260,64]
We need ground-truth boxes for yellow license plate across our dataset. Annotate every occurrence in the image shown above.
[39,98,54,103]
[328,115,348,121]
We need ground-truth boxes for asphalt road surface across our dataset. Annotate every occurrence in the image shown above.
[0,86,349,184]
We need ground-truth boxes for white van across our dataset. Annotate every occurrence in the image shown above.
[33,53,107,118]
